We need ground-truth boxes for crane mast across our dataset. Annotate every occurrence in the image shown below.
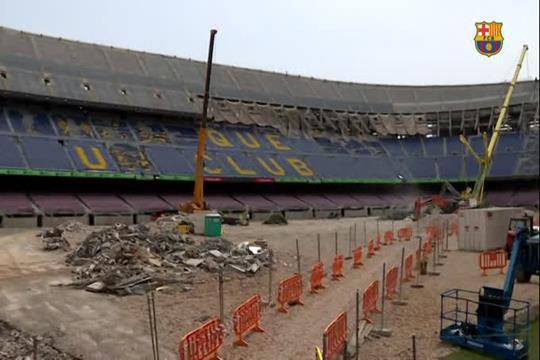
[460,45,529,207]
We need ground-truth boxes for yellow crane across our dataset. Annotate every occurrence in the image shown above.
[459,44,528,207]
[181,29,218,212]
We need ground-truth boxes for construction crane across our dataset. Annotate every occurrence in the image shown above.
[459,45,529,207]
[180,29,218,213]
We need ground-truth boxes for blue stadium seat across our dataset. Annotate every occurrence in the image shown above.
[0,135,26,168]
[405,158,436,178]
[343,140,372,156]
[92,115,135,141]
[446,136,464,155]
[379,138,404,156]
[0,108,10,133]
[145,145,193,176]
[496,132,523,153]
[314,137,349,154]
[163,123,199,147]
[465,156,479,178]
[129,118,170,144]
[7,108,56,135]
[19,137,73,170]
[401,138,425,157]
[490,153,518,177]
[108,143,154,173]
[423,137,445,156]
[51,112,96,138]
[468,135,485,155]
[66,140,118,172]
[437,157,463,178]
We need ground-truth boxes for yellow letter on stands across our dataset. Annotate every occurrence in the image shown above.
[287,158,314,176]
[226,156,256,176]
[265,134,290,151]
[257,156,286,176]
[207,129,233,148]
[235,132,260,149]
[202,154,222,175]
[75,146,108,170]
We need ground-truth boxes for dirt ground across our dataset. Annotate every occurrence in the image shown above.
[0,215,539,360]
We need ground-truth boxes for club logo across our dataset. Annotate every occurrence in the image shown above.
[474,22,503,57]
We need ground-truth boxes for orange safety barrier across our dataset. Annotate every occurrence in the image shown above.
[415,248,422,269]
[331,255,344,280]
[179,318,224,360]
[397,227,413,241]
[479,250,507,276]
[385,266,399,299]
[375,234,381,250]
[362,280,381,323]
[323,312,347,360]
[383,230,393,245]
[423,239,432,255]
[404,254,415,282]
[368,240,376,257]
[352,246,363,268]
[310,262,326,293]
[277,273,304,313]
[232,294,264,347]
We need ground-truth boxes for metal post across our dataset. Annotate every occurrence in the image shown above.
[363,221,367,247]
[151,292,160,360]
[343,339,348,360]
[412,335,416,360]
[296,238,301,274]
[376,219,380,243]
[354,223,357,247]
[268,249,273,306]
[393,247,407,305]
[411,236,424,288]
[380,262,386,330]
[317,233,321,263]
[355,289,360,360]
[218,269,224,322]
[335,231,338,256]
[147,293,157,360]
[429,237,440,276]
[436,230,446,263]
[346,227,353,260]
[444,219,450,252]
[322,333,328,360]
[33,336,38,360]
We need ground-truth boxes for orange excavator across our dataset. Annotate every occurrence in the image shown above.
[413,182,467,220]
[179,29,218,213]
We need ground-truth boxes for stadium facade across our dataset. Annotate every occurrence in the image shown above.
[0,27,538,226]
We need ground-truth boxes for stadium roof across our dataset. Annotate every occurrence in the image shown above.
[0,26,538,115]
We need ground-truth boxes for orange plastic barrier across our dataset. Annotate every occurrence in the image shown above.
[232,294,264,347]
[479,250,507,276]
[331,255,344,280]
[323,312,347,360]
[404,254,414,282]
[362,280,381,323]
[397,227,412,241]
[353,246,363,268]
[415,248,422,268]
[179,318,224,360]
[384,266,399,299]
[277,273,304,313]
[383,230,393,245]
[375,234,381,250]
[423,239,432,254]
[310,262,326,293]
[368,240,376,258]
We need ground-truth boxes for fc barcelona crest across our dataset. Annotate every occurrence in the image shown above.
[474,21,503,57]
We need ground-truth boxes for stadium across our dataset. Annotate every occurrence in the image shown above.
[0,23,539,360]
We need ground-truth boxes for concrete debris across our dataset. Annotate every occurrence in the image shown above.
[42,221,271,296]
[40,227,71,251]
[0,320,80,359]
[263,213,288,225]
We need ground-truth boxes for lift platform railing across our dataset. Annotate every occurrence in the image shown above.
[440,288,530,359]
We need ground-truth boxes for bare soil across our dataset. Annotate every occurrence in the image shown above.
[0,215,538,360]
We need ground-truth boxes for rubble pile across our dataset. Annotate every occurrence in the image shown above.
[0,320,80,360]
[40,221,87,251]
[43,221,271,295]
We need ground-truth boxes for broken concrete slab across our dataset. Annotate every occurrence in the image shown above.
[183,258,204,267]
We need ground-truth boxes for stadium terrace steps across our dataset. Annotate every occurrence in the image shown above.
[0,193,35,215]
[119,194,172,213]
[29,193,86,215]
[77,194,133,214]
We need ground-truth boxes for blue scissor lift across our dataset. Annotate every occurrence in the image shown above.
[440,228,537,360]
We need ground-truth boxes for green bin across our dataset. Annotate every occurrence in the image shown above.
[204,214,222,237]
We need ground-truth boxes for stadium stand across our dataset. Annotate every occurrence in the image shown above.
[0,26,538,226]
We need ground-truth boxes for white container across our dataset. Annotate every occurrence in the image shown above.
[458,207,524,251]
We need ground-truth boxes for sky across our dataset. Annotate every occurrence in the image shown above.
[0,0,538,85]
